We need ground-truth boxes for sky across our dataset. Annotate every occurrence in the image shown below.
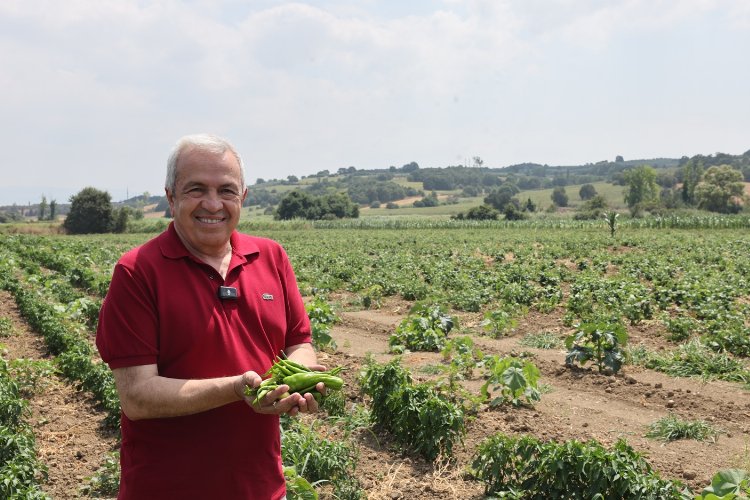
[1,0,749,206]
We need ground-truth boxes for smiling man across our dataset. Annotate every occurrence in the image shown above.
[96,134,322,499]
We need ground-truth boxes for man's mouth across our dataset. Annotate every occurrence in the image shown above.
[196,217,224,224]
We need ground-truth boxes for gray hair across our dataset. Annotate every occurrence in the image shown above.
[165,134,246,193]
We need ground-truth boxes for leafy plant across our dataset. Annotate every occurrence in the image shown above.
[519,332,563,350]
[646,414,719,443]
[388,302,455,353]
[481,355,541,407]
[565,319,628,374]
[0,317,14,337]
[694,469,750,499]
[8,359,57,397]
[305,296,339,352]
[469,434,684,499]
[480,308,518,338]
[284,466,319,500]
[359,357,465,462]
[81,451,120,497]
[440,336,483,379]
[604,210,619,237]
[281,419,363,500]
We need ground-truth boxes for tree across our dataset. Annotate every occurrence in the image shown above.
[623,166,658,215]
[694,165,746,213]
[551,186,568,207]
[464,205,499,220]
[680,159,703,205]
[63,187,114,234]
[49,199,57,220]
[38,195,48,221]
[578,184,597,201]
[485,184,519,210]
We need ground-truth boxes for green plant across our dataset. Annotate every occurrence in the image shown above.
[480,308,518,338]
[603,210,619,237]
[644,339,750,383]
[646,414,719,443]
[284,466,319,500]
[469,434,684,499]
[359,357,465,462]
[81,451,120,497]
[281,419,363,499]
[388,302,455,353]
[694,469,750,499]
[0,317,14,337]
[481,355,541,407]
[565,319,628,374]
[519,332,563,349]
[440,336,483,379]
[305,296,339,352]
[8,359,57,397]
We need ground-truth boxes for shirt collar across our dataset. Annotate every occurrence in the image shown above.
[159,222,260,261]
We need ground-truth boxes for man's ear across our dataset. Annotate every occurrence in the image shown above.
[241,187,248,203]
[165,188,175,210]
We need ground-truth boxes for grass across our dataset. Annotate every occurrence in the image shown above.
[519,332,564,349]
[646,414,719,442]
[0,317,14,337]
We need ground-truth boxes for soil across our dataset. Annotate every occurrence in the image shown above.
[2,290,749,499]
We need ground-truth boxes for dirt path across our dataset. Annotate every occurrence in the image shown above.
[329,299,750,496]
[0,290,119,499]
[4,284,749,498]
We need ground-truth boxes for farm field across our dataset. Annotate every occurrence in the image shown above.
[2,221,750,498]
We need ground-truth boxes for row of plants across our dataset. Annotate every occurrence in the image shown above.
[0,357,48,498]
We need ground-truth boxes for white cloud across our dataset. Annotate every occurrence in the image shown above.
[0,0,748,204]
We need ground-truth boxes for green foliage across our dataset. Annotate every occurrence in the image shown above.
[646,414,719,443]
[282,419,363,500]
[305,296,339,352]
[551,186,568,207]
[388,303,455,353]
[481,355,541,407]
[470,434,684,499]
[480,308,518,338]
[642,340,750,383]
[81,451,121,497]
[284,466,319,500]
[603,210,619,237]
[275,190,359,220]
[695,469,750,499]
[695,165,746,214]
[63,186,114,234]
[0,317,14,337]
[440,336,483,380]
[565,319,628,374]
[519,332,563,350]
[623,165,659,215]
[579,183,598,200]
[8,359,57,397]
[0,360,49,499]
[463,204,500,220]
[359,357,465,462]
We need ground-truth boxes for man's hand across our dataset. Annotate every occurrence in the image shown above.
[236,370,324,415]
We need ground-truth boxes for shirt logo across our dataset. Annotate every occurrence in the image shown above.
[262,293,274,301]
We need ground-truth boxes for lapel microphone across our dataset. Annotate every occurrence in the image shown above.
[217,286,238,300]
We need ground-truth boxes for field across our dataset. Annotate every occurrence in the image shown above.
[2,220,750,498]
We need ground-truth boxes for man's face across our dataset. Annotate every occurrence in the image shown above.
[166,147,247,257]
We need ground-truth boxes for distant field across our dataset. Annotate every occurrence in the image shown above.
[520,182,627,210]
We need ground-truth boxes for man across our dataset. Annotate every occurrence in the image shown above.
[96,134,322,499]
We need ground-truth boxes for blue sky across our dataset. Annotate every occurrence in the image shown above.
[1,0,748,205]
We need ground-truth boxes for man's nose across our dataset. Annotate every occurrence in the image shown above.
[201,191,223,211]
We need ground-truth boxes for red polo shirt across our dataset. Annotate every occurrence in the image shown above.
[96,223,311,500]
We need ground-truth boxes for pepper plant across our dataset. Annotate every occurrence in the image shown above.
[388,302,455,353]
[481,355,541,407]
[565,318,628,374]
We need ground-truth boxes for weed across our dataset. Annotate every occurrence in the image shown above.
[646,414,719,442]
